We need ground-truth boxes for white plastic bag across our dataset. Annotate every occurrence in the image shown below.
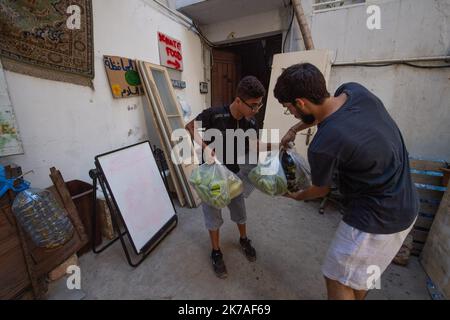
[189,163,243,209]
[281,147,311,192]
[248,152,288,196]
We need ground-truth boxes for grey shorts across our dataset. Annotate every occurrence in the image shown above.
[202,194,247,230]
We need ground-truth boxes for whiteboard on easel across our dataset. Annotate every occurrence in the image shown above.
[96,141,176,253]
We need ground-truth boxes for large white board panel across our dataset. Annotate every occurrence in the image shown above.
[97,142,176,253]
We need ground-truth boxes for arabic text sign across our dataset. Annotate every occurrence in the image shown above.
[158,32,183,71]
[103,56,145,99]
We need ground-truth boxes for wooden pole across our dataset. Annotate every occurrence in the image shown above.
[291,0,315,145]
[292,0,315,50]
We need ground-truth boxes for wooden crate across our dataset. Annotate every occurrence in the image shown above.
[409,158,449,256]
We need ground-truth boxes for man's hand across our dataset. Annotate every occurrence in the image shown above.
[283,189,305,201]
[280,121,318,149]
[203,146,216,164]
[280,129,296,149]
[283,185,330,201]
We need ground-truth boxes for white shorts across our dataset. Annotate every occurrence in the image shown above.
[321,219,416,291]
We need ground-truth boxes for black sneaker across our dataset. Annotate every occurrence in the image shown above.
[211,250,227,279]
[240,238,256,262]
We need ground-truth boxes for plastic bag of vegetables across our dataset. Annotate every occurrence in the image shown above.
[189,163,243,209]
[248,152,288,196]
[281,147,311,192]
[227,171,244,200]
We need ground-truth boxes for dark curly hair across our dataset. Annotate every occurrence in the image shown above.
[274,63,330,105]
[236,76,266,100]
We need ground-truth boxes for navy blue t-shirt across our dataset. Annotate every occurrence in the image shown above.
[195,105,258,173]
[308,82,419,234]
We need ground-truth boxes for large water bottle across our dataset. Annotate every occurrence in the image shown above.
[12,188,74,249]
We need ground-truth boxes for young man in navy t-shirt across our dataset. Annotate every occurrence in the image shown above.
[274,63,418,299]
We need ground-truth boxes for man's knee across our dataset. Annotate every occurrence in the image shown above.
[324,276,356,300]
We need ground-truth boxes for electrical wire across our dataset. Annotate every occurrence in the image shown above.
[152,1,450,70]
[402,62,450,69]
[192,20,218,48]
[151,0,218,48]
[334,62,450,69]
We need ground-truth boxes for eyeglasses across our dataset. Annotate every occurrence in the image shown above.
[239,97,264,111]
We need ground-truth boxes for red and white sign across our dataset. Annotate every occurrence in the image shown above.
[158,32,183,71]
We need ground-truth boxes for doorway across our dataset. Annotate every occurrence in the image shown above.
[211,34,282,128]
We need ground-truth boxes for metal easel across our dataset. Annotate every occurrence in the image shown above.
[89,142,177,267]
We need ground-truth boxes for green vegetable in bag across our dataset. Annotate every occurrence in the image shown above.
[228,174,243,199]
[248,153,288,196]
[189,163,244,209]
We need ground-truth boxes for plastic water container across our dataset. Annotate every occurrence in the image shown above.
[12,188,74,249]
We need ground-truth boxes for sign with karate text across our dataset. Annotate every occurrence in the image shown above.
[158,32,183,71]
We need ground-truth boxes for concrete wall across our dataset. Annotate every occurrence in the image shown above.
[200,0,450,160]
[310,0,450,160]
[201,7,290,44]
[1,0,207,188]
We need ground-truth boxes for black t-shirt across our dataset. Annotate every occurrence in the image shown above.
[308,82,419,234]
[195,105,258,173]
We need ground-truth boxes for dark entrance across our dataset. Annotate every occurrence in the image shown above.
[211,34,282,128]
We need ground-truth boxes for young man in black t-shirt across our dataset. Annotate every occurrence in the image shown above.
[186,76,271,279]
[274,63,419,299]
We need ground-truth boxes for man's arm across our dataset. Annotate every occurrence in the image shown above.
[284,185,330,201]
[185,119,208,150]
[280,120,318,148]
[185,119,215,162]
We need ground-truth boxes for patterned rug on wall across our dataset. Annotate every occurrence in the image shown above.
[0,0,94,87]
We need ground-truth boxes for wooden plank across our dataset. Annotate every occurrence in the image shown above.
[412,228,429,243]
[147,77,195,208]
[413,241,424,251]
[137,61,186,207]
[415,183,446,192]
[16,220,44,299]
[441,168,450,187]
[418,200,439,216]
[410,159,447,171]
[0,170,39,300]
[414,215,434,230]
[416,188,445,202]
[0,206,15,242]
[161,64,202,207]
[412,240,425,256]
[411,172,443,186]
[421,178,450,298]
[139,61,190,207]
[0,231,20,257]
[141,61,201,208]
[49,168,87,243]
